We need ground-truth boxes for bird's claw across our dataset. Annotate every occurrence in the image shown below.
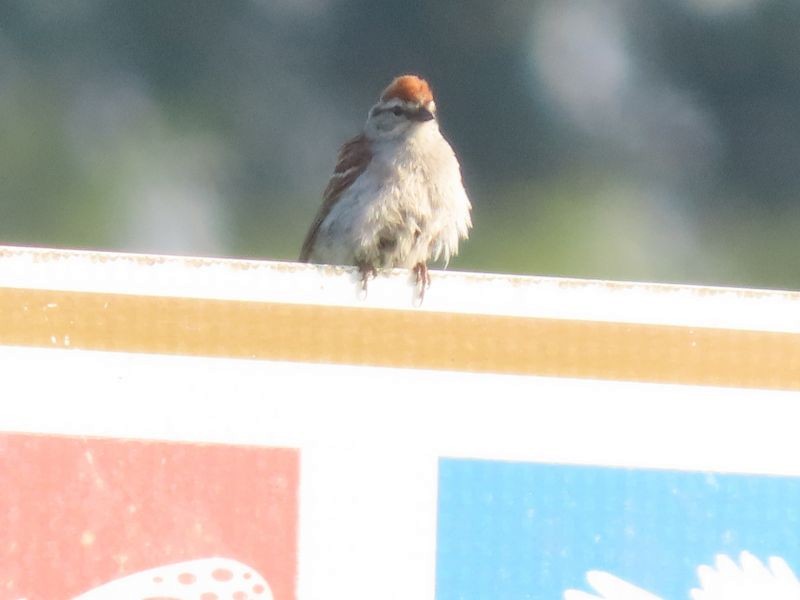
[358,263,378,292]
[412,262,431,302]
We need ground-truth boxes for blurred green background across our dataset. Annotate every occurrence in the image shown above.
[1,0,799,289]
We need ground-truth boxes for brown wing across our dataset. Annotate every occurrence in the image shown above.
[299,134,372,262]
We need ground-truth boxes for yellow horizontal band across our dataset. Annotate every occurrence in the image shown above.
[2,287,799,390]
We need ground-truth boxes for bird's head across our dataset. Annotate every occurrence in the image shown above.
[364,75,437,140]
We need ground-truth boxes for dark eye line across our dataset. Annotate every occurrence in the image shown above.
[371,104,435,121]
[372,105,408,117]
[373,105,406,117]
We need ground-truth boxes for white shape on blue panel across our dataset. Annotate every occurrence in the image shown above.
[564,552,800,600]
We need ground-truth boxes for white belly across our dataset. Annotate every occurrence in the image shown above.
[309,133,471,269]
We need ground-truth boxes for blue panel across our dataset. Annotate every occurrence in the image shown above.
[436,459,800,600]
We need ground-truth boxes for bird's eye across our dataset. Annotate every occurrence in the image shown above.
[392,106,403,116]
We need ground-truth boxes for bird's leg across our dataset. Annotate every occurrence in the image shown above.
[412,262,431,301]
[357,261,378,292]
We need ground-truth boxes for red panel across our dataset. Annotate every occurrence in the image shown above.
[0,433,299,600]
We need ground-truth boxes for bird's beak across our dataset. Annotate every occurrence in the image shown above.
[410,106,435,122]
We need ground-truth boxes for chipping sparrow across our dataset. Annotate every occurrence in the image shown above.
[299,74,472,298]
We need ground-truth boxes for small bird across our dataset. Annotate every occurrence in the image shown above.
[299,74,472,298]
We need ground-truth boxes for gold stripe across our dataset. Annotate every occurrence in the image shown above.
[2,287,799,390]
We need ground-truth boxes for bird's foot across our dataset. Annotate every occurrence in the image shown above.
[357,262,378,293]
[412,262,431,302]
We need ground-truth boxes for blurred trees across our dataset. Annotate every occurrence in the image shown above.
[0,0,798,288]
